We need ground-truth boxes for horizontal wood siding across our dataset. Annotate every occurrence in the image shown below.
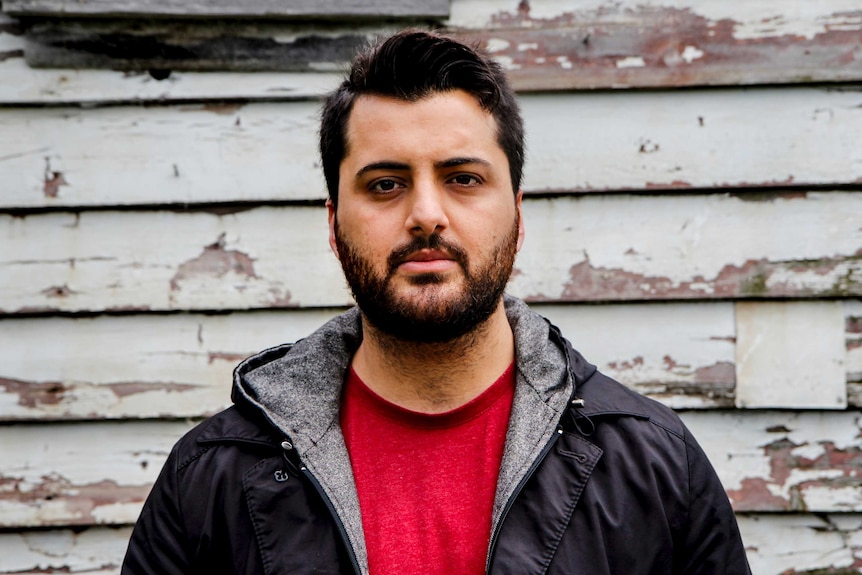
[1,1,861,573]
[2,193,860,314]
[3,0,450,19]
[2,89,862,209]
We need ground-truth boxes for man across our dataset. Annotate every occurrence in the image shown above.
[122,30,751,575]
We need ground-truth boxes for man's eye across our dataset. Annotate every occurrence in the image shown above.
[450,174,480,186]
[370,179,402,193]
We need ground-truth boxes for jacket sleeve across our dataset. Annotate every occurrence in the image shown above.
[121,446,193,575]
[677,429,752,575]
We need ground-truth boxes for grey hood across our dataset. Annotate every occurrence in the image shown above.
[231,295,577,575]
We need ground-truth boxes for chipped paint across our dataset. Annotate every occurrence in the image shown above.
[616,56,646,69]
[448,1,862,90]
[553,253,862,302]
[0,377,65,408]
[169,233,259,294]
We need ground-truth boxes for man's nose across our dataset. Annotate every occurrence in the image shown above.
[405,179,449,236]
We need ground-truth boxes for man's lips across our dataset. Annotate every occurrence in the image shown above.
[403,249,455,263]
[397,249,458,273]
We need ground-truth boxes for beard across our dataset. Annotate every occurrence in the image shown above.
[334,215,520,343]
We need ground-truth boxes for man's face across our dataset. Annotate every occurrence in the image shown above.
[328,90,524,342]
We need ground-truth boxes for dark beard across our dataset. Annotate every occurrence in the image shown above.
[334,216,520,343]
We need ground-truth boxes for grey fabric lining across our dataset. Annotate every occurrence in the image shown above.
[233,296,572,575]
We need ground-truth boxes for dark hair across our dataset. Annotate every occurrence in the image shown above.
[319,29,525,206]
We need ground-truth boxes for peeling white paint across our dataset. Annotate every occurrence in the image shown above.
[518,42,539,51]
[681,45,705,64]
[736,301,847,409]
[485,37,510,52]
[616,56,646,69]
[555,55,573,69]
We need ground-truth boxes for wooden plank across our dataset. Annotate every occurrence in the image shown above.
[680,410,862,513]
[2,193,861,313]
[0,527,131,575]
[2,88,862,208]
[0,309,342,421]
[0,304,735,422]
[21,20,379,72]
[848,300,862,384]
[6,0,859,87]
[738,514,862,574]
[0,420,192,527]
[3,0,450,18]
[3,301,859,422]
[538,303,736,409]
[447,0,862,90]
[2,515,862,574]
[0,102,325,207]
[735,301,847,409]
[2,412,860,528]
[0,16,344,104]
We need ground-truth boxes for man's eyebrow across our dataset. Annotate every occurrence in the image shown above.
[355,161,410,178]
[435,157,492,169]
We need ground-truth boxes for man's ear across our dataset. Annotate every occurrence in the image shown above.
[516,190,525,252]
[326,199,340,260]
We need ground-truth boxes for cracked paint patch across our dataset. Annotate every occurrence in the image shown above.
[169,233,258,293]
[0,377,65,408]
[728,440,862,512]
[557,254,862,301]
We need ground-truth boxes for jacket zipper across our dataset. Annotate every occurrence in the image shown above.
[300,465,364,575]
[485,425,564,573]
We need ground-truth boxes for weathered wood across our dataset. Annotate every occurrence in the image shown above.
[0,420,192,528]
[0,300,859,421]
[2,411,860,528]
[3,0,450,19]
[448,0,862,90]
[738,514,862,574]
[21,20,379,72]
[3,516,862,574]
[680,410,862,513]
[0,527,131,575]
[735,301,847,409]
[2,193,861,313]
[2,89,862,208]
[0,18,344,104]
[848,300,862,385]
[0,309,342,420]
[6,0,861,88]
[0,303,736,422]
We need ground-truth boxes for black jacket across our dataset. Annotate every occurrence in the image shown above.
[123,298,751,574]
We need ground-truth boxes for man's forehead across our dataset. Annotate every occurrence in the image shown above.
[342,90,501,160]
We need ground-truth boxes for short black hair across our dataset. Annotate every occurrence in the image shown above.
[319,29,525,206]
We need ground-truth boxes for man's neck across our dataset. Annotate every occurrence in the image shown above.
[351,302,515,414]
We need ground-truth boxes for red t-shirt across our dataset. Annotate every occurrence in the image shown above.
[340,364,515,575]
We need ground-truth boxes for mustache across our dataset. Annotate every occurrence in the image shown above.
[387,234,469,274]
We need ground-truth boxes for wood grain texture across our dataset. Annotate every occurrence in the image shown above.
[7,0,860,87]
[2,411,860,528]
[447,0,862,90]
[2,88,861,208]
[3,0,450,18]
[738,514,862,574]
[0,420,192,527]
[680,410,862,513]
[0,527,131,575]
[735,301,847,409]
[21,20,380,72]
[0,309,342,420]
[0,303,735,421]
[3,193,861,314]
